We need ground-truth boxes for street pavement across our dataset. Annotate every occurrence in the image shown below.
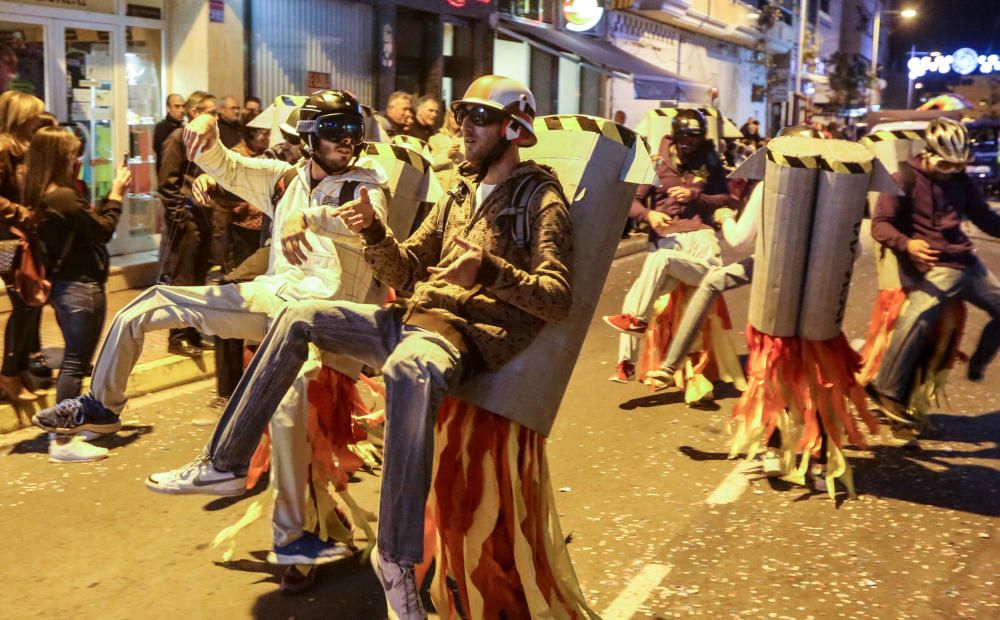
[1,232,998,619]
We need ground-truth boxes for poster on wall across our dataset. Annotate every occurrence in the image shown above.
[209,0,225,23]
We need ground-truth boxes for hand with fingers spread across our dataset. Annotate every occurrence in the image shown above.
[192,174,217,206]
[427,237,483,289]
[333,186,375,233]
[906,238,940,270]
[183,114,219,162]
[280,212,313,265]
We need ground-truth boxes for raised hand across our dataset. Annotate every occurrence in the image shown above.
[183,114,219,162]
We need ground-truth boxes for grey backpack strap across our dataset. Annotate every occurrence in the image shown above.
[511,176,562,249]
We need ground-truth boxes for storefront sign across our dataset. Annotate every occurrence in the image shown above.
[209,0,225,23]
[306,71,331,90]
[126,4,162,19]
[8,0,115,12]
[562,0,604,33]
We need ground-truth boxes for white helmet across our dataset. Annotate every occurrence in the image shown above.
[924,117,971,164]
[450,75,537,147]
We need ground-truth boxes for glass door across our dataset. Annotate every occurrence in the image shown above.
[0,18,49,100]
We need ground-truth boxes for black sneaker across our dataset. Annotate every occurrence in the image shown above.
[32,394,121,435]
[167,341,203,358]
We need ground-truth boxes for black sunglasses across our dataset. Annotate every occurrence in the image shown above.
[453,104,506,127]
[298,114,365,144]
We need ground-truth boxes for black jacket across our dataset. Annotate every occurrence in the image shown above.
[153,116,183,171]
[38,187,121,283]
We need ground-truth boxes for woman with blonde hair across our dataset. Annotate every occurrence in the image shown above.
[0,90,52,402]
[25,126,129,461]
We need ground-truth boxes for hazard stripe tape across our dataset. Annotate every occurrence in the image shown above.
[365,142,428,172]
[766,149,820,169]
[535,114,640,151]
[767,148,873,174]
[861,129,924,144]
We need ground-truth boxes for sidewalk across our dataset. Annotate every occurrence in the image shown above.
[0,286,216,434]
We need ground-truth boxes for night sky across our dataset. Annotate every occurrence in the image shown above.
[887,0,1000,60]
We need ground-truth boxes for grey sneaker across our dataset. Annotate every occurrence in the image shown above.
[371,547,427,620]
[145,455,247,496]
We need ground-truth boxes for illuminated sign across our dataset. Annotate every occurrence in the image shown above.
[908,47,1000,79]
[445,0,490,7]
[563,0,604,32]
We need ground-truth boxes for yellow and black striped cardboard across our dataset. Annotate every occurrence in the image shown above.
[246,94,309,148]
[453,114,657,437]
[362,141,441,238]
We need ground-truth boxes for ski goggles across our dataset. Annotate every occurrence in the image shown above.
[296,114,365,145]
[452,103,507,127]
[928,154,967,174]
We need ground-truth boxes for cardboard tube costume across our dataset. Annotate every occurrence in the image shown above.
[856,130,967,428]
[728,136,897,498]
[408,115,654,618]
[246,94,308,148]
[212,141,441,563]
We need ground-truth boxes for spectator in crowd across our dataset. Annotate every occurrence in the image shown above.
[378,91,413,137]
[157,90,217,357]
[153,93,185,170]
[24,126,131,462]
[242,96,262,123]
[428,107,463,192]
[0,91,52,402]
[740,117,762,142]
[217,96,243,149]
[613,110,627,126]
[408,95,440,142]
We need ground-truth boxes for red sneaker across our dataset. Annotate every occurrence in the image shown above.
[603,313,648,336]
[609,360,636,383]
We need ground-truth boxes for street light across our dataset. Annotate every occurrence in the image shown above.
[870,5,918,109]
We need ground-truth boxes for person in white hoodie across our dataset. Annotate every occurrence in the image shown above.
[32,90,388,563]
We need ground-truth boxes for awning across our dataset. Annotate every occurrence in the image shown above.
[498,19,707,101]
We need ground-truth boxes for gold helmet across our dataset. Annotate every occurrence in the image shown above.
[450,75,537,147]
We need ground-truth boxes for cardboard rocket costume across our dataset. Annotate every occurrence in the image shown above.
[728,136,898,497]
[214,140,442,563]
[419,114,655,617]
[635,106,742,153]
[857,129,967,428]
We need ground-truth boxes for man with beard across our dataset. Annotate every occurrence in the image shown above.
[866,117,1000,425]
[603,108,733,382]
[131,75,573,619]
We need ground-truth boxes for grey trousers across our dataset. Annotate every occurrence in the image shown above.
[873,260,1000,402]
[659,257,755,372]
[207,300,465,564]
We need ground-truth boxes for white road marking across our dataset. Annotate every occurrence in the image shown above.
[602,563,672,620]
[705,459,758,505]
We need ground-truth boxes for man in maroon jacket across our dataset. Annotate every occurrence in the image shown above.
[603,108,733,382]
[868,118,1000,425]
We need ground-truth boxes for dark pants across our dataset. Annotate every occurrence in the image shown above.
[214,337,245,399]
[162,204,213,345]
[2,285,42,376]
[874,261,1000,402]
[50,281,106,402]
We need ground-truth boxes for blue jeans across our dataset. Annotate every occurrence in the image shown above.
[50,281,107,402]
[874,260,1000,402]
[208,300,465,564]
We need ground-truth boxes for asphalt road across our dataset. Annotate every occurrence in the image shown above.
[1,231,998,619]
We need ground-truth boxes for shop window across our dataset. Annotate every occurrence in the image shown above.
[529,46,558,115]
[580,65,604,117]
[65,27,115,208]
[0,22,46,101]
[125,26,163,237]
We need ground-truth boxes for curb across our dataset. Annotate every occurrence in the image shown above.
[0,352,215,435]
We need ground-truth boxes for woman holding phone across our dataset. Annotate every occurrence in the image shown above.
[23,126,130,462]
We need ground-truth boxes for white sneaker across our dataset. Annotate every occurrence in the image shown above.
[145,455,247,496]
[48,436,109,463]
[371,546,427,620]
[762,449,783,477]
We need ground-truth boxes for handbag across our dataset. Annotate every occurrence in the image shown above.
[0,237,20,280]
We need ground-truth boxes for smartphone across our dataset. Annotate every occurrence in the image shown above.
[122,153,129,166]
